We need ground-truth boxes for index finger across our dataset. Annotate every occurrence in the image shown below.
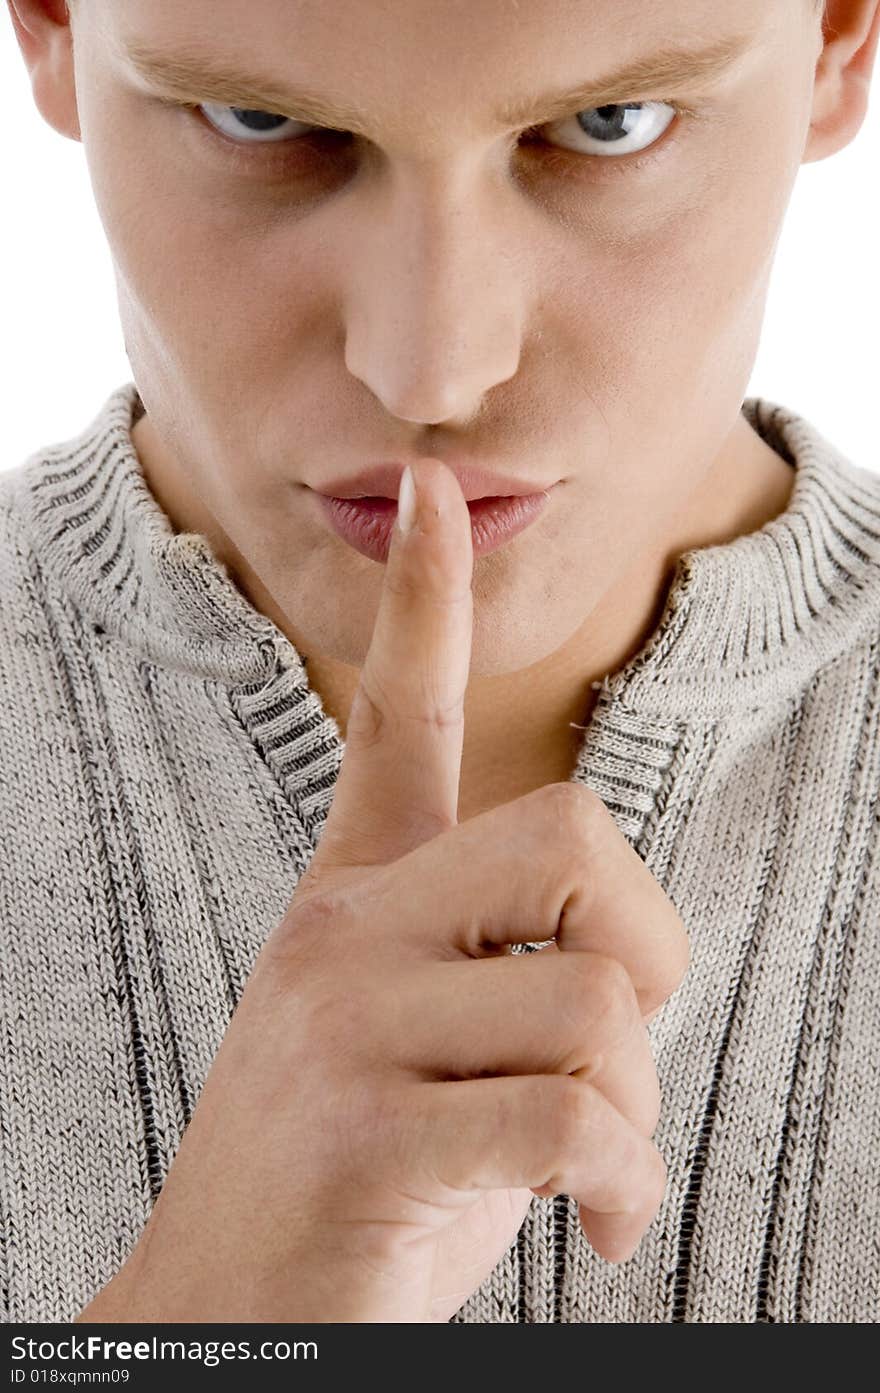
[311,458,474,872]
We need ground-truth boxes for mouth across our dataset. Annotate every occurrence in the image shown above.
[313,459,554,503]
[315,489,554,564]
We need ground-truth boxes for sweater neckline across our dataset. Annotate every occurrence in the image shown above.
[13,380,880,727]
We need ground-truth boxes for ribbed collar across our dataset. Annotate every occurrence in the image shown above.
[11,381,880,723]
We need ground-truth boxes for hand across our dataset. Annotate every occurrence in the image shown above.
[79,459,689,1325]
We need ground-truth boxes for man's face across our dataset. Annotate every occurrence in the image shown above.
[70,0,821,675]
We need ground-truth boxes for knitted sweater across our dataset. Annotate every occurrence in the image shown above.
[1,382,879,1325]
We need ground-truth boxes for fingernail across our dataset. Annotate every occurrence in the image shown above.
[397,464,417,535]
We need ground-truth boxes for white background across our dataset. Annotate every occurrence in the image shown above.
[2,20,878,474]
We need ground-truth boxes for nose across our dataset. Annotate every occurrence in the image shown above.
[341,165,525,425]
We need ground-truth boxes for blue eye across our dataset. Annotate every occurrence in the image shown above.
[199,102,313,143]
[199,98,678,156]
[532,101,678,158]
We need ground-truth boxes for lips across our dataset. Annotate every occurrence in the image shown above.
[312,460,552,503]
[315,489,553,564]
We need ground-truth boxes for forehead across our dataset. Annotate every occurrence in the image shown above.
[96,0,785,141]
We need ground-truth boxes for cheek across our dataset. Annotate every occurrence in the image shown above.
[547,97,803,448]
[116,212,285,375]
[80,82,300,382]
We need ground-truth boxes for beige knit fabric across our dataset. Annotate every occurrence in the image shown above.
[1,382,879,1323]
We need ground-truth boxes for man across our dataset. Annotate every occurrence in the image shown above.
[2,0,879,1322]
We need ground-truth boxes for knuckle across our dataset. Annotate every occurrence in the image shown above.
[346,678,391,752]
[541,779,602,825]
[404,699,466,732]
[560,953,639,1057]
[382,566,424,604]
[555,1075,599,1157]
[268,884,360,979]
[352,667,465,741]
[584,952,640,1030]
[525,787,606,923]
[287,886,352,938]
[540,781,606,856]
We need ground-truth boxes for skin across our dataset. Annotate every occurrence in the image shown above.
[11,0,880,825]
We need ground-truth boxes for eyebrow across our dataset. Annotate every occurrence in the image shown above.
[121,30,756,135]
